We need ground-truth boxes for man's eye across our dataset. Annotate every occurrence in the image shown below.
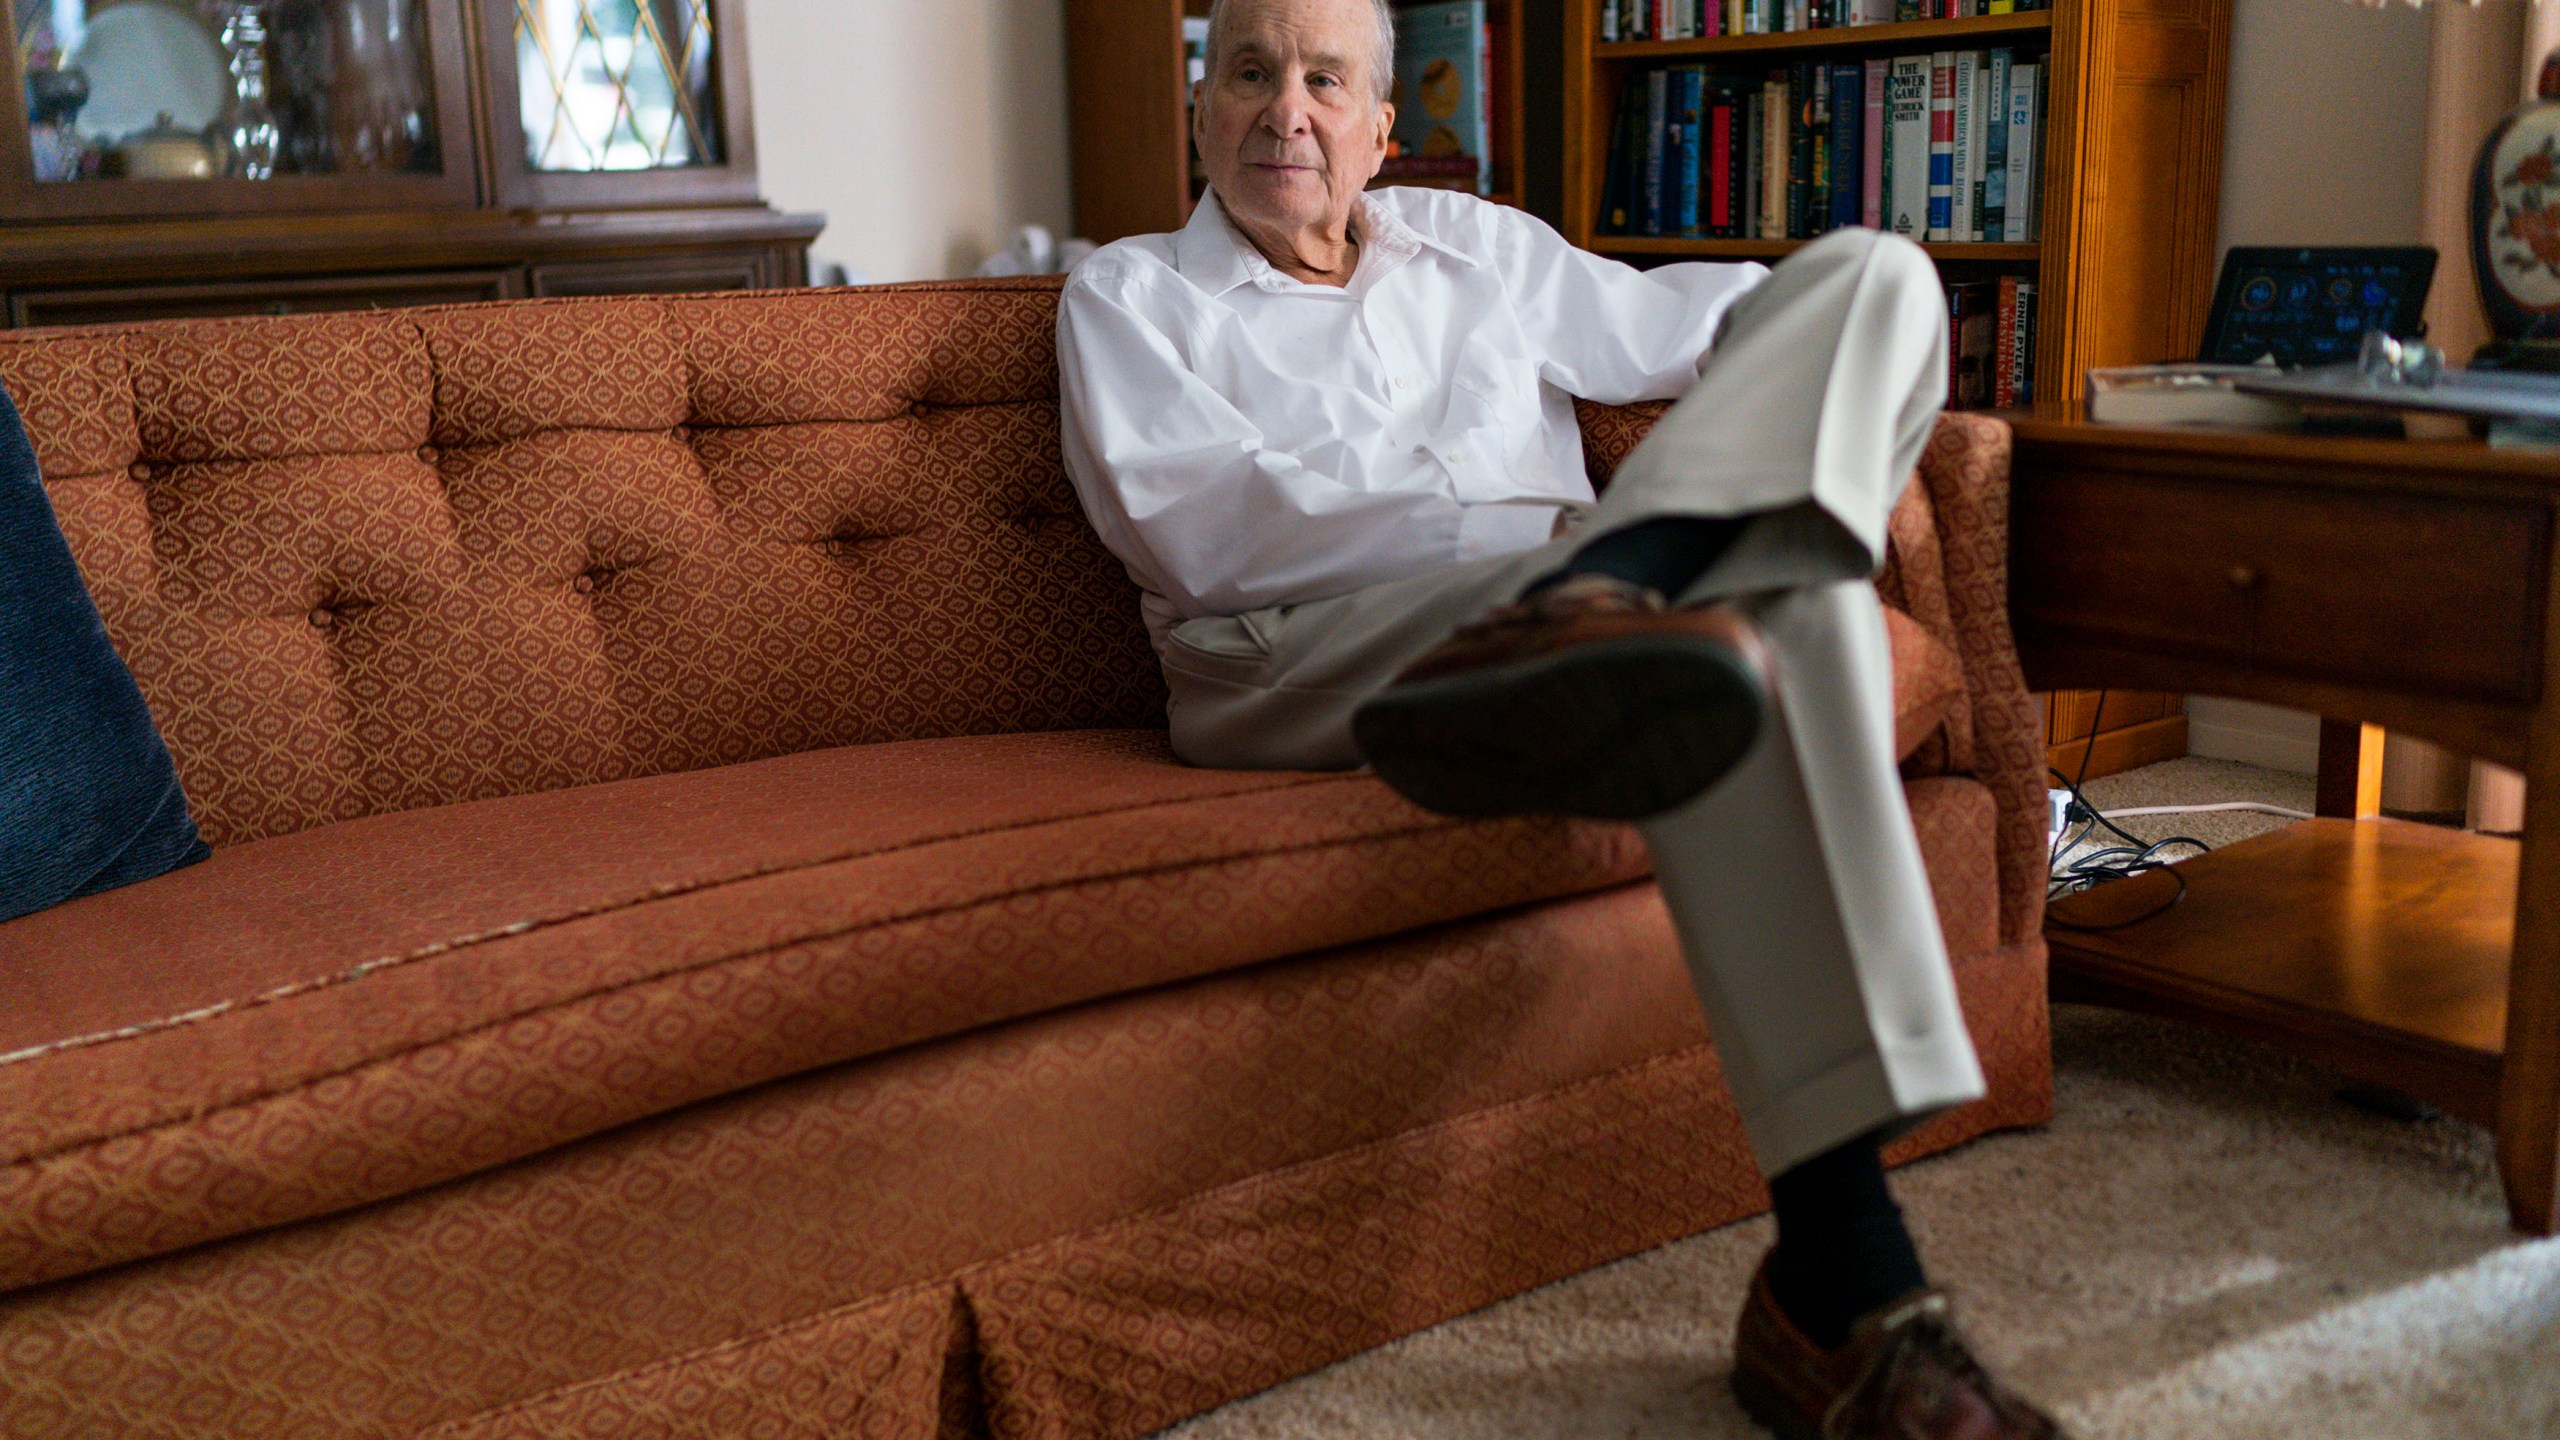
[1239,65,1266,82]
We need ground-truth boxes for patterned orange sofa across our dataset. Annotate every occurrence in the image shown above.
[0,279,2048,1440]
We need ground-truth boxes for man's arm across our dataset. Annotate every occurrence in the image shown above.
[1488,210,1769,406]
[1058,264,1542,619]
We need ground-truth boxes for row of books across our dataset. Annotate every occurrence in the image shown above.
[1597,49,2044,244]
[1950,276,2036,410]
[1598,0,2047,42]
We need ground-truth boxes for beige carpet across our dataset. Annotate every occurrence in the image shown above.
[1155,760,2560,1440]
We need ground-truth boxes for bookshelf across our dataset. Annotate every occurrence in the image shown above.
[1560,0,2234,410]
[1566,0,2229,782]
[1066,0,1529,246]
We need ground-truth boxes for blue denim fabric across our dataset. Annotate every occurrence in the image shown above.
[0,382,208,923]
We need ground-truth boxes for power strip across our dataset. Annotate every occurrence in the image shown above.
[2047,787,2071,844]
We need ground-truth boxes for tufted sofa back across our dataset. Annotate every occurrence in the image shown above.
[0,280,1166,848]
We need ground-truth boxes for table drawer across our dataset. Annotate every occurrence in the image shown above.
[2013,470,2551,704]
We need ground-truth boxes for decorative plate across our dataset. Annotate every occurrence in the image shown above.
[66,1,229,145]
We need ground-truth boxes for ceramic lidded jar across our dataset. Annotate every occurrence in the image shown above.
[2474,50,2560,363]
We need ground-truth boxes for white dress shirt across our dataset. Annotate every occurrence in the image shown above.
[1056,186,1767,650]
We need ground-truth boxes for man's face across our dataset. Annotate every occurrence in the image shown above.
[1193,0,1394,241]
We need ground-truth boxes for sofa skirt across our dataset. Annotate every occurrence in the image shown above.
[0,839,2048,1440]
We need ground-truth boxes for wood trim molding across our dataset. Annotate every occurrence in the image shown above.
[1562,0,1598,247]
[1066,0,1192,244]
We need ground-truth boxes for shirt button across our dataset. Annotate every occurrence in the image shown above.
[1393,377,1411,391]
[1448,450,1469,465]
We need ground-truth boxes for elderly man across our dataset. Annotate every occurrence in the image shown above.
[1057,1,2060,1436]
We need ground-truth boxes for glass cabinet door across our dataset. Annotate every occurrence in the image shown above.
[513,0,716,173]
[484,0,754,206]
[6,0,476,215]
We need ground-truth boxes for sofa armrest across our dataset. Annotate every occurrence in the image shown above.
[1573,401,2045,946]
[1907,414,2044,947]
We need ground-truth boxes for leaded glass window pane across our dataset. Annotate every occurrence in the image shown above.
[515,0,719,173]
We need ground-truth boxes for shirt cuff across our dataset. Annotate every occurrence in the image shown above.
[1456,501,1566,564]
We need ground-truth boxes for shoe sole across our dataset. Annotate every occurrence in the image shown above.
[1350,634,1767,821]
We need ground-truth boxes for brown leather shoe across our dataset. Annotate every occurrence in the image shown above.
[1731,1256,2065,1440]
[1348,574,1773,821]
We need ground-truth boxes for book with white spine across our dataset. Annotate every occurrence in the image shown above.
[2004,61,2041,241]
[1948,51,1979,242]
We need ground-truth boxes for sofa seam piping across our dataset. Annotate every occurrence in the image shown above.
[0,765,1363,1073]
[5,810,1598,1172]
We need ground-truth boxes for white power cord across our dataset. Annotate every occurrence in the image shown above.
[2099,801,2315,822]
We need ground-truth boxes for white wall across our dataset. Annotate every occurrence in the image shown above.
[743,0,1074,285]
[2187,0,2432,773]
[2217,0,2431,250]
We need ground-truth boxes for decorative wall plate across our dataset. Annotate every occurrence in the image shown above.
[66,1,228,145]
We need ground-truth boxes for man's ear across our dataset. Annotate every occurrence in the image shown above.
[1374,101,1395,156]
[1192,80,1209,155]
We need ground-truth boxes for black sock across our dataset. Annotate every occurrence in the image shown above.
[1765,1131,1929,1351]
[1523,515,1747,602]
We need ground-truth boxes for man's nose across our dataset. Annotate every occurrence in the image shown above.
[1259,79,1314,135]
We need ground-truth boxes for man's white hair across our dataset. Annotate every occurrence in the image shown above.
[1203,0,1398,104]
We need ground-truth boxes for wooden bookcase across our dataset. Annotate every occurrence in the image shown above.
[1563,0,2231,781]
[1066,0,1529,245]
[1560,0,2231,410]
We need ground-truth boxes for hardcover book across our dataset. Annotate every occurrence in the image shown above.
[1926,52,1954,241]
[1644,67,1668,232]
[1804,61,1829,236]
[1675,67,1704,237]
[1390,2,1493,195]
[2003,62,2041,241]
[1948,280,1998,407]
[1995,275,2021,407]
[1827,63,1862,232]
[1744,85,1764,237]
[1980,49,2010,241]
[1763,74,1790,238]
[1949,51,1978,242]
[1861,57,1888,230]
[1709,81,1739,236]
[1887,55,1930,238]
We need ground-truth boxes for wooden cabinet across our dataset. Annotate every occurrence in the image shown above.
[1,0,819,326]
[1065,0,1531,245]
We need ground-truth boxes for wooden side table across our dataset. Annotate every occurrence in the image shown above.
[2008,417,2560,1235]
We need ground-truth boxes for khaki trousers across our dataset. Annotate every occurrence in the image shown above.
[1156,229,1987,1176]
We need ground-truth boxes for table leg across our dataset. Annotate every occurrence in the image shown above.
[2502,602,2560,1233]
[2504,807,2560,1233]
[2314,720,2383,820]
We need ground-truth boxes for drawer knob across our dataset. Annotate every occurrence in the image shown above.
[2228,564,2261,592]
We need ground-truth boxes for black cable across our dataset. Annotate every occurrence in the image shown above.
[2044,689,2208,928]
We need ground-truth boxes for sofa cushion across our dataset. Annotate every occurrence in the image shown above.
[0,729,1653,1292]
[0,289,1167,852]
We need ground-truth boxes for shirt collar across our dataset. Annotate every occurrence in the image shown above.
[1176,188,1480,298]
